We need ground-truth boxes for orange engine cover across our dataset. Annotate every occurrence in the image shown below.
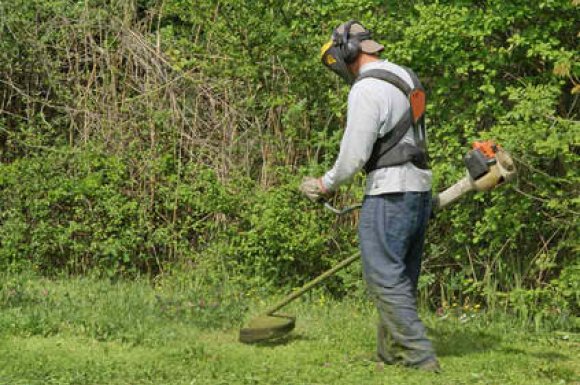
[472,140,499,160]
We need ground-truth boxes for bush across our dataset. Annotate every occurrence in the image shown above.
[0,147,244,276]
[0,0,577,323]
[227,173,358,289]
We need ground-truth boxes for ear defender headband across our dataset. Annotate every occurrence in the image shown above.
[340,20,371,64]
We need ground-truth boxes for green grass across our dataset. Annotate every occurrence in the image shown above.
[0,274,578,385]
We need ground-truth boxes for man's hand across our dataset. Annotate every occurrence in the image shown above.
[299,176,331,203]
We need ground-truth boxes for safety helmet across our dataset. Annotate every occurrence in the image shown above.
[320,21,384,84]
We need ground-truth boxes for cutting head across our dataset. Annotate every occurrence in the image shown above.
[239,314,296,344]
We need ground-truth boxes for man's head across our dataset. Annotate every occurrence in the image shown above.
[320,21,384,84]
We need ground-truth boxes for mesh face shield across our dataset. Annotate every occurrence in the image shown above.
[320,40,355,85]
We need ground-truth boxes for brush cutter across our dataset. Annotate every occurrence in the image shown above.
[239,141,516,344]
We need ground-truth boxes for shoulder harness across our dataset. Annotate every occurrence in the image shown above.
[356,66,430,173]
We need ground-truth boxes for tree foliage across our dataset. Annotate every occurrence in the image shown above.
[0,0,578,319]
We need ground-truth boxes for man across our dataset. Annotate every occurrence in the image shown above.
[299,20,440,372]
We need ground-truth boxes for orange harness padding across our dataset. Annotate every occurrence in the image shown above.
[409,89,426,123]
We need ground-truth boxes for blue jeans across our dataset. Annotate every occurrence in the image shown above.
[358,192,435,366]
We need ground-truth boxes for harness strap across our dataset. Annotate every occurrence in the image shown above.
[358,68,415,95]
[402,67,427,150]
[363,111,412,173]
[356,67,429,172]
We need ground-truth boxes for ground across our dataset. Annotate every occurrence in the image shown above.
[0,275,578,385]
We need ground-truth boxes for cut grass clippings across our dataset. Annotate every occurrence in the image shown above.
[0,274,578,385]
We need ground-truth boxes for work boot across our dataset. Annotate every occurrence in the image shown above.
[413,358,442,373]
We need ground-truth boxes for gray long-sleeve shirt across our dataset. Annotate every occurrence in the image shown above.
[321,60,432,195]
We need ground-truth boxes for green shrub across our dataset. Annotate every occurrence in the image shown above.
[0,148,141,274]
[227,174,357,289]
[0,0,577,326]
[0,147,244,276]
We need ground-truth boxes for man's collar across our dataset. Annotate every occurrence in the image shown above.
[359,59,387,75]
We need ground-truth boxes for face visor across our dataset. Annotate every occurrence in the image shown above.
[320,40,355,85]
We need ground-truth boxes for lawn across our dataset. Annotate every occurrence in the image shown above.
[0,274,578,385]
